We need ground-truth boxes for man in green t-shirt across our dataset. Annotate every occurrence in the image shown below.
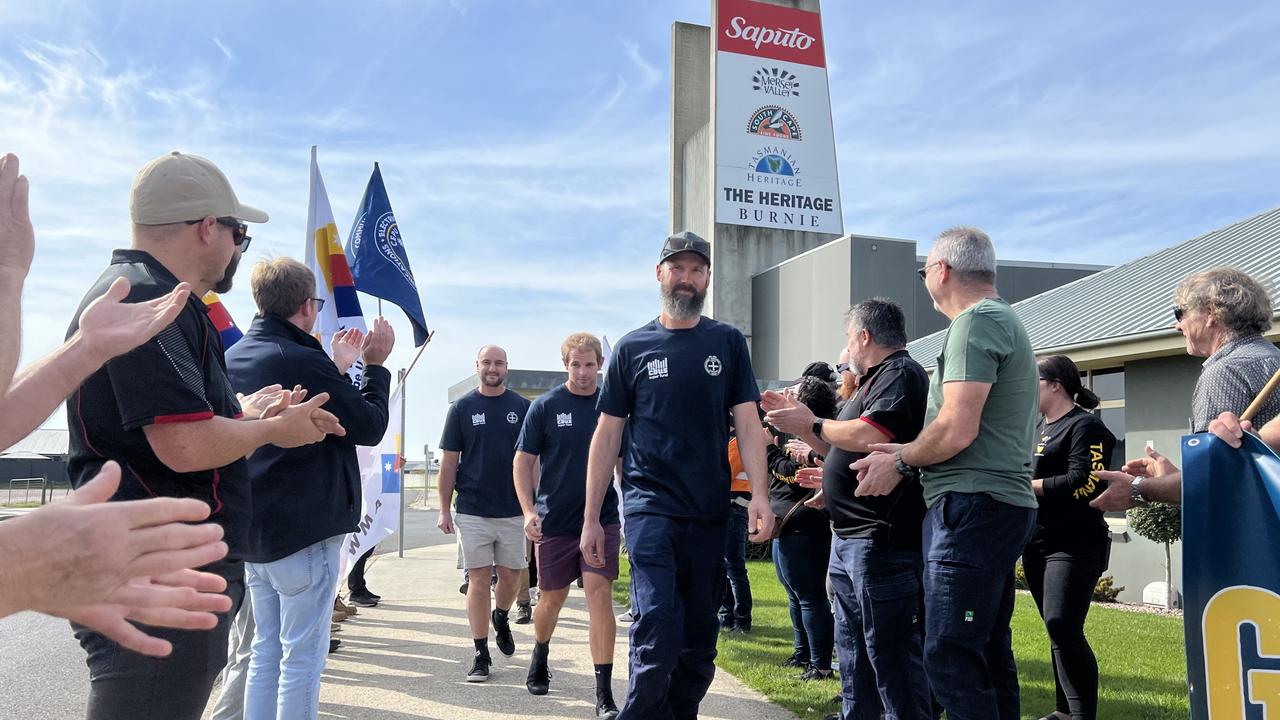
[851,226,1038,720]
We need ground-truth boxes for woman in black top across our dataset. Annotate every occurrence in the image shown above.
[767,377,837,680]
[1027,355,1116,720]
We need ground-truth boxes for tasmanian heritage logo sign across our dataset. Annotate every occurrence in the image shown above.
[351,211,417,289]
[748,106,801,140]
[749,146,800,182]
[752,67,800,97]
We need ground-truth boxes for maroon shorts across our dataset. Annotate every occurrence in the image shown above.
[535,523,621,591]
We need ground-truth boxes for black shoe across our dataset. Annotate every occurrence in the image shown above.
[348,590,379,607]
[328,637,341,653]
[364,589,382,602]
[514,602,533,625]
[467,652,491,682]
[492,609,516,656]
[800,667,835,681]
[780,652,809,669]
[459,580,470,595]
[595,690,620,718]
[526,652,551,695]
[730,624,752,634]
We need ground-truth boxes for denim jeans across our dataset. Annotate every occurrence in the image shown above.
[211,573,255,720]
[829,536,930,719]
[922,492,1036,720]
[718,503,752,629]
[73,559,245,720]
[772,531,833,670]
[620,513,726,720]
[244,535,343,720]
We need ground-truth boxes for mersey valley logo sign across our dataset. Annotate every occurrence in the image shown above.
[747,106,801,140]
[752,67,800,97]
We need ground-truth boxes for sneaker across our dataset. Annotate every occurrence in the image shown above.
[328,637,341,653]
[595,690,620,719]
[780,652,808,669]
[800,667,836,681]
[459,580,470,595]
[334,597,357,617]
[730,624,752,634]
[364,589,383,602]
[616,609,637,623]
[467,653,491,682]
[331,610,348,624]
[492,609,516,656]
[348,590,379,607]
[526,652,551,695]
[514,602,533,625]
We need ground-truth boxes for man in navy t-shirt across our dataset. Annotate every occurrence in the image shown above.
[514,332,622,716]
[438,345,531,682]
[581,231,774,719]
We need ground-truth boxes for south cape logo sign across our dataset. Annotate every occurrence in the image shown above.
[1182,431,1280,719]
[714,0,843,234]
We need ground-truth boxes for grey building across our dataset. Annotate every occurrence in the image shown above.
[751,233,1102,380]
[0,428,70,505]
[906,205,1280,604]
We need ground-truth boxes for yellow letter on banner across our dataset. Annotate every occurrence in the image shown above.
[1204,586,1280,718]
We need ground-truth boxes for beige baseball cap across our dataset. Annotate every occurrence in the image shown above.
[130,151,269,225]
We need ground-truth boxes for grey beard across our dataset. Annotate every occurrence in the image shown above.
[662,288,705,321]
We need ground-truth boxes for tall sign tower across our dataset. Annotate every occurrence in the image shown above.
[671,0,843,347]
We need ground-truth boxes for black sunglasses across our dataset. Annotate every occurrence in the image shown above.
[1173,306,1185,322]
[916,260,944,281]
[836,362,850,374]
[188,216,252,251]
[312,297,326,312]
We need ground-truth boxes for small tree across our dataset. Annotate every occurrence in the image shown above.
[1128,503,1182,609]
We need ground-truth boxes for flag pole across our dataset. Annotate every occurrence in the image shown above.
[398,367,407,558]
[1242,367,1280,422]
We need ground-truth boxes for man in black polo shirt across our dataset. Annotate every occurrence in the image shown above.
[437,344,530,681]
[514,332,621,716]
[66,151,344,720]
[765,298,931,720]
[581,231,773,719]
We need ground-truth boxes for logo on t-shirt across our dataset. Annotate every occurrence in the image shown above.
[507,411,520,424]
[704,355,723,376]
[471,413,486,426]
[647,357,669,380]
[556,412,573,428]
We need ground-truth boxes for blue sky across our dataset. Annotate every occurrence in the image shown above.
[3,1,1279,457]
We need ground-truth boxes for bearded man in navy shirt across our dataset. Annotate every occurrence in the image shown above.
[581,231,773,719]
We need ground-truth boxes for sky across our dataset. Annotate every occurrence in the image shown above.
[2,0,1279,458]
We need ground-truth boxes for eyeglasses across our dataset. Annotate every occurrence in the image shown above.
[312,297,326,312]
[187,216,251,251]
[1173,306,1185,322]
[917,260,944,281]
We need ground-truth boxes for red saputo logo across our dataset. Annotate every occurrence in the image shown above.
[718,0,825,67]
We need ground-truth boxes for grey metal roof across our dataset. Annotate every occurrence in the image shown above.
[907,205,1280,366]
[2,428,70,457]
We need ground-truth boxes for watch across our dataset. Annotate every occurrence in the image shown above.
[1130,476,1150,507]
[893,449,919,480]
[811,418,825,439]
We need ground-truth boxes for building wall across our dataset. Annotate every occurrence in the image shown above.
[751,240,850,380]
[752,234,1102,381]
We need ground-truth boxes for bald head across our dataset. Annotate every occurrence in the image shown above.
[476,345,509,391]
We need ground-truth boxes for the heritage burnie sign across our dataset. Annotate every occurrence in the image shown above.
[714,0,843,234]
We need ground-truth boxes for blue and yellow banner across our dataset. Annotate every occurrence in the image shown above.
[1182,431,1280,718]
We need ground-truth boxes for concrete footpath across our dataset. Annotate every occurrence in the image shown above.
[289,542,795,719]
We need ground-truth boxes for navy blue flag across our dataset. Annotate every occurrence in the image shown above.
[1182,431,1280,719]
[346,163,429,346]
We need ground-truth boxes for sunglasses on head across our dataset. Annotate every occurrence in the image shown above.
[188,216,251,250]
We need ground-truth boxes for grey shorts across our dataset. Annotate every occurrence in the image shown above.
[454,513,526,570]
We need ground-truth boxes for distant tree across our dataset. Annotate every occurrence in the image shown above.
[1128,503,1182,609]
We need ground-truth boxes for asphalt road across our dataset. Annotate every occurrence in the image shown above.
[0,506,449,719]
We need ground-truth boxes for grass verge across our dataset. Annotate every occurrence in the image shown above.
[615,556,1187,719]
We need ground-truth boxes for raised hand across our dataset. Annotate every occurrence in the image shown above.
[362,316,395,367]
[330,328,364,374]
[76,278,192,366]
[270,392,345,447]
[1121,446,1178,479]
[0,153,34,276]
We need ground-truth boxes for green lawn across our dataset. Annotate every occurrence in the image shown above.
[615,557,1188,719]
